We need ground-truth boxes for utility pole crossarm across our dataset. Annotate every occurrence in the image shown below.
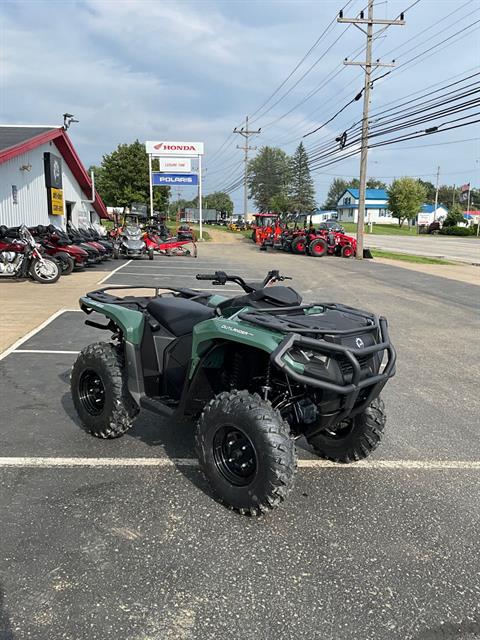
[344,61,396,68]
[337,17,405,25]
[234,116,261,219]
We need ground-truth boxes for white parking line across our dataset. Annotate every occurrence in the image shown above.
[0,457,478,469]
[0,309,79,362]
[107,284,240,292]
[128,263,244,269]
[12,350,80,355]
[98,259,132,284]
[117,271,251,280]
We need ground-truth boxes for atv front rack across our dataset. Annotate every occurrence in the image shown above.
[239,303,396,422]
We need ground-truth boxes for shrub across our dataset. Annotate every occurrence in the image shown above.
[440,226,474,236]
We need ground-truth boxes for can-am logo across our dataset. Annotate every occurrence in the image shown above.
[154,143,196,152]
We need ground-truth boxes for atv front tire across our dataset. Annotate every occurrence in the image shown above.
[71,342,139,438]
[307,397,386,463]
[195,390,296,516]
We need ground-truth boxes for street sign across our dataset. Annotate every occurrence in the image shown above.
[152,172,198,186]
[146,141,204,156]
[159,157,192,172]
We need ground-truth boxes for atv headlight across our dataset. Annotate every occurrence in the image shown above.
[288,348,329,367]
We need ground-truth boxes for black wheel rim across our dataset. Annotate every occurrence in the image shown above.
[78,369,106,415]
[322,419,354,440]
[213,426,257,486]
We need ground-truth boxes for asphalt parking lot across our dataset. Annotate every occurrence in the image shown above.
[1,243,479,640]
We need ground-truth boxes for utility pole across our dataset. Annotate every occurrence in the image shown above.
[434,165,440,221]
[338,1,404,259]
[234,116,261,219]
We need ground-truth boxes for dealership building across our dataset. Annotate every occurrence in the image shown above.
[0,125,107,229]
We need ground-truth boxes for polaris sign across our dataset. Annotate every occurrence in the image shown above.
[146,141,204,156]
[152,172,198,186]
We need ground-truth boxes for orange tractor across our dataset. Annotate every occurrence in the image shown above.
[251,213,282,245]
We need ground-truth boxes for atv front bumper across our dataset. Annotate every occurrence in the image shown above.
[270,317,396,422]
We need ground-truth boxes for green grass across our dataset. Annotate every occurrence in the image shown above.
[190,225,211,241]
[342,222,418,236]
[371,249,454,265]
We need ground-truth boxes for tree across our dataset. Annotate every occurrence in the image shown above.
[288,142,315,211]
[417,179,436,203]
[202,192,234,215]
[443,203,465,227]
[323,177,387,209]
[388,178,427,227]
[247,146,290,211]
[93,140,170,212]
[269,193,296,216]
[323,178,349,210]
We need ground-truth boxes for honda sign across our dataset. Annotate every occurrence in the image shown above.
[146,141,204,156]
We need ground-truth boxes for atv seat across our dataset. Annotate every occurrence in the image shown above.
[146,297,215,336]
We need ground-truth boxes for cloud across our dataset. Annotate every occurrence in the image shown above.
[1,0,478,211]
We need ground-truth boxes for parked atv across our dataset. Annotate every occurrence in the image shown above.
[71,270,396,515]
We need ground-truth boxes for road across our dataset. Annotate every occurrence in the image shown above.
[362,234,480,263]
[0,243,479,640]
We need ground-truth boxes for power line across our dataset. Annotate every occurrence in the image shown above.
[249,0,357,122]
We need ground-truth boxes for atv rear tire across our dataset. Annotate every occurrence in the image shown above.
[195,390,296,516]
[71,342,139,438]
[148,248,154,261]
[291,236,307,255]
[307,397,386,463]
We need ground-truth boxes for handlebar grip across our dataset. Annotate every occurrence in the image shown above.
[196,274,218,280]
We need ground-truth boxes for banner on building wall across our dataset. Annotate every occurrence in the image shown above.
[48,188,64,216]
[44,153,63,189]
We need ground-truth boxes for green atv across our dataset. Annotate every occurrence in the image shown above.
[71,270,396,515]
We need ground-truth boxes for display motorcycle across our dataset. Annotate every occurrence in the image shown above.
[0,224,61,283]
[31,225,89,274]
[113,224,146,259]
[81,224,114,258]
[67,223,106,262]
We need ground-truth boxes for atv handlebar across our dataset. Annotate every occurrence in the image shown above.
[196,274,219,281]
[196,270,291,293]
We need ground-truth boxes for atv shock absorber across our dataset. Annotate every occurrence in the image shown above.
[230,351,243,390]
[261,362,272,401]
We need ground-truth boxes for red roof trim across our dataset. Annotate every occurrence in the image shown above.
[0,127,108,219]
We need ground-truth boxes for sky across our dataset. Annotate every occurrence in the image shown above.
[1,0,479,212]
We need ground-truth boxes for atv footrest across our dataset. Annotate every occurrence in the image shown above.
[140,396,176,418]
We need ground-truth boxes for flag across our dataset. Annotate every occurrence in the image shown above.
[460,183,470,202]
